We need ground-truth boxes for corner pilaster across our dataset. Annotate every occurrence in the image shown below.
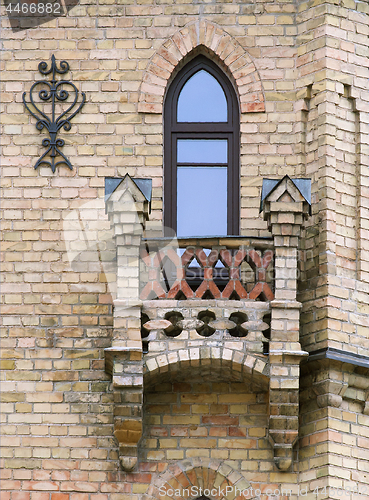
[262,176,310,470]
[104,175,151,471]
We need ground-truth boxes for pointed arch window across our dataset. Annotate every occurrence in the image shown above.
[164,56,240,237]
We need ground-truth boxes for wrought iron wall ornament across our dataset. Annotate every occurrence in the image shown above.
[23,54,86,173]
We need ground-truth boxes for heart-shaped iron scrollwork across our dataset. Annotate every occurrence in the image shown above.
[23,54,86,173]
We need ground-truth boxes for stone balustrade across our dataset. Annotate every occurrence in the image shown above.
[141,299,271,356]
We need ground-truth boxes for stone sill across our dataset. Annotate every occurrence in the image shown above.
[143,235,274,249]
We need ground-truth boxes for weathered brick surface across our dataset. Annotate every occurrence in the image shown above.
[2,0,369,497]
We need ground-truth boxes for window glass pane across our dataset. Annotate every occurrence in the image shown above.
[177,70,227,122]
[177,167,227,237]
[177,139,227,164]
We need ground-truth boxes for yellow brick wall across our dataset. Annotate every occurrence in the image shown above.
[300,365,369,498]
[1,0,369,498]
[296,1,369,358]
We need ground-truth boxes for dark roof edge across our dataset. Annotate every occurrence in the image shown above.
[307,347,369,369]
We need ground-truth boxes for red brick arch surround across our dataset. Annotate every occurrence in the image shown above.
[144,457,257,500]
[138,20,265,115]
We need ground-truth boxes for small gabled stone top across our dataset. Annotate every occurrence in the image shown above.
[105,174,152,208]
[260,175,311,214]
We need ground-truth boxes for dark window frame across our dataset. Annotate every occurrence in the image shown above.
[164,55,240,237]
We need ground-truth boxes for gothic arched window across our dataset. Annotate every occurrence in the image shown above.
[164,55,240,237]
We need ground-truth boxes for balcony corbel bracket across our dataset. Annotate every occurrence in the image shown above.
[23,54,86,173]
[105,347,143,472]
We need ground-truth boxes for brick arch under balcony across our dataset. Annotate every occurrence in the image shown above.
[143,346,269,390]
[144,457,257,500]
[137,19,265,115]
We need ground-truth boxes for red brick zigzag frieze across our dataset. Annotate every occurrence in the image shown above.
[140,246,274,301]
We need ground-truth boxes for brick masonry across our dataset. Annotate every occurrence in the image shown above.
[1,0,369,498]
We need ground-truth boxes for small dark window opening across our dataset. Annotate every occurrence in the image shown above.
[164,55,240,237]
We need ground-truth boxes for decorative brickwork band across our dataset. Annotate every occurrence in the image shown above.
[138,20,265,114]
[262,176,311,470]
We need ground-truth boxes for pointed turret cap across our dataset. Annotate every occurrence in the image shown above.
[105,175,152,212]
[260,175,311,214]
